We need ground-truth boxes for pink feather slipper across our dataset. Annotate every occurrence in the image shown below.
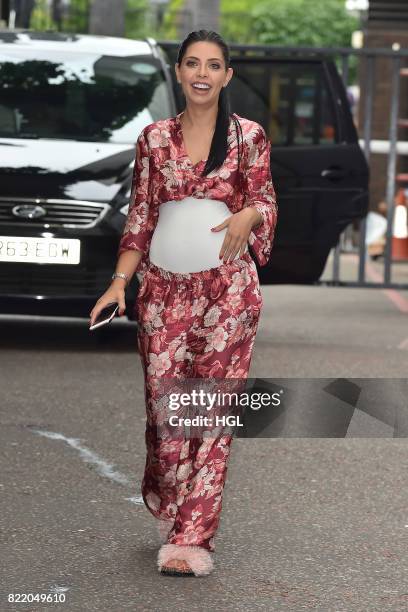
[157,543,214,577]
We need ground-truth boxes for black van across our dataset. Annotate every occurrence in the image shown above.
[0,31,368,319]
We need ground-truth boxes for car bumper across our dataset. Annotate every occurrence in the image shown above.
[0,293,138,318]
[0,234,139,318]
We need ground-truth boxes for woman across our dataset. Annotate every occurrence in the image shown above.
[89,29,278,577]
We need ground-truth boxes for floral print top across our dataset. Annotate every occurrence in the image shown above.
[117,111,278,276]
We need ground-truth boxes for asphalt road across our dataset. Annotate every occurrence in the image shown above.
[1,279,408,611]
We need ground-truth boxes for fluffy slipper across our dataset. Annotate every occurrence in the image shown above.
[156,519,175,544]
[157,543,214,577]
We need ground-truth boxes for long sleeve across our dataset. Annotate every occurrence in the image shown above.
[243,124,278,266]
[117,129,157,260]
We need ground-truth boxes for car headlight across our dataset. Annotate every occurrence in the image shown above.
[120,203,129,215]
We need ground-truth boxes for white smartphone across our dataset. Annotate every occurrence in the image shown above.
[89,302,119,331]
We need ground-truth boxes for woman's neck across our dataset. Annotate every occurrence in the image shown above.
[181,104,218,131]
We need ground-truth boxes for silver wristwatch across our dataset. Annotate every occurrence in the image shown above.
[111,272,129,285]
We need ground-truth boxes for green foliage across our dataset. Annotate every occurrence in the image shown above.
[219,0,359,47]
[125,0,151,39]
[249,0,358,48]
[30,0,53,30]
[30,0,89,33]
[125,0,182,40]
[160,0,185,40]
[225,0,360,82]
[151,0,358,49]
[62,0,89,33]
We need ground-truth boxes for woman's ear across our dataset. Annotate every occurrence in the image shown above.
[175,63,181,84]
[224,66,233,88]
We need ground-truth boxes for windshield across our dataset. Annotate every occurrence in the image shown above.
[0,50,173,143]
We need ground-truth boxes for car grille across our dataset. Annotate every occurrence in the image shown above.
[0,265,111,296]
[0,198,110,228]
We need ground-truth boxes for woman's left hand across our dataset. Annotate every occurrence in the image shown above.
[211,208,262,263]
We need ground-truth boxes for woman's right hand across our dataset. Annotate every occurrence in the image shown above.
[89,281,127,327]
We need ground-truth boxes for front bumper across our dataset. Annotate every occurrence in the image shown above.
[0,234,139,319]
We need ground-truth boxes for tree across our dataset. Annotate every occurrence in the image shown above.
[249,0,358,48]
[162,0,358,48]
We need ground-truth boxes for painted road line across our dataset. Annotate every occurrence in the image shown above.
[365,260,408,313]
[30,429,143,504]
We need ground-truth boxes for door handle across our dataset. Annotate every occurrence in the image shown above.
[321,167,348,180]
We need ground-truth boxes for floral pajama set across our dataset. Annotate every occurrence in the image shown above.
[117,111,278,552]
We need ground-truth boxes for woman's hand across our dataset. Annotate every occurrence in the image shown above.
[89,280,127,326]
[211,208,262,263]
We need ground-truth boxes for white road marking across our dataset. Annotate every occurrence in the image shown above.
[397,337,408,350]
[126,495,145,505]
[365,260,408,313]
[31,429,131,486]
[49,586,70,594]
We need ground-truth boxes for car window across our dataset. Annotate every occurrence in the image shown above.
[229,59,337,146]
[0,50,173,143]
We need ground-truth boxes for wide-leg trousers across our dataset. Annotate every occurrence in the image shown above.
[135,251,263,551]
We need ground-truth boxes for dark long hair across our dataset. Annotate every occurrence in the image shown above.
[176,30,243,182]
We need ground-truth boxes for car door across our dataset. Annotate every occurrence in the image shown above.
[227,56,369,284]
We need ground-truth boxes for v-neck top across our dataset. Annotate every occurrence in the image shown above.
[117,111,278,276]
[177,110,211,167]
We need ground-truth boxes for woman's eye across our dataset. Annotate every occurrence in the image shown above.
[185,60,221,69]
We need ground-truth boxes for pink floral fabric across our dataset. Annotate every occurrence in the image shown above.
[117,111,278,552]
[137,252,262,550]
[117,111,278,275]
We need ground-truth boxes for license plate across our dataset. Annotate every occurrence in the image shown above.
[0,236,81,264]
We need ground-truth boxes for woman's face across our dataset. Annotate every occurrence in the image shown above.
[175,41,233,109]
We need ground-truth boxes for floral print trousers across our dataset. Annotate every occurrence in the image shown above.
[135,251,263,551]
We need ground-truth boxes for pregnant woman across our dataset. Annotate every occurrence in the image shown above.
[90,29,278,577]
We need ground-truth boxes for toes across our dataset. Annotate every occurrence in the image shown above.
[162,559,193,573]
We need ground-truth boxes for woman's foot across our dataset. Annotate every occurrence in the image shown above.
[158,543,214,577]
[160,558,194,576]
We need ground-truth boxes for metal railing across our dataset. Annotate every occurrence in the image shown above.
[319,45,408,289]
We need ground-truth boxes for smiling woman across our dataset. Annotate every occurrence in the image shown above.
[92,28,278,579]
